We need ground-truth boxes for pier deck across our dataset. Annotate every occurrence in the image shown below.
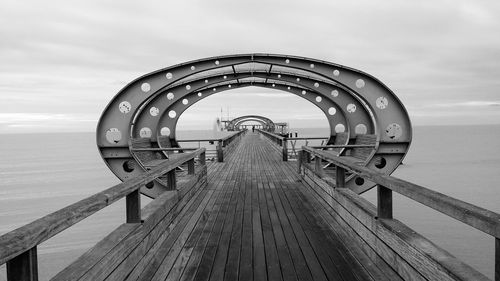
[138,132,399,281]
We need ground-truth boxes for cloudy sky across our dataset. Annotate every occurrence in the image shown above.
[1,0,500,133]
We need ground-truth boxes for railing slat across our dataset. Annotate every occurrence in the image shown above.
[377,185,393,219]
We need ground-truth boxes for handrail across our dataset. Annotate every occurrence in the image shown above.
[301,146,500,238]
[0,148,206,265]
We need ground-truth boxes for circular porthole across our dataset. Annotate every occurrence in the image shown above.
[140,127,152,138]
[118,101,131,114]
[141,83,151,92]
[168,110,177,118]
[166,72,173,79]
[335,124,345,133]
[123,160,135,173]
[355,124,367,134]
[150,107,159,116]
[328,107,336,115]
[105,128,122,144]
[160,127,171,136]
[355,177,365,186]
[167,92,174,100]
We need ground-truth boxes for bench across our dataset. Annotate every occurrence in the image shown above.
[342,134,377,163]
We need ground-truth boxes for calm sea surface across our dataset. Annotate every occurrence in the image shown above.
[0,125,499,280]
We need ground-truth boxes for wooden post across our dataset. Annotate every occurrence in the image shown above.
[377,185,393,219]
[305,151,311,163]
[336,167,345,188]
[6,247,38,281]
[126,189,141,223]
[187,158,195,175]
[496,237,499,281]
[200,151,206,165]
[282,138,288,161]
[167,170,177,190]
[297,150,303,174]
[217,140,223,162]
[315,157,324,177]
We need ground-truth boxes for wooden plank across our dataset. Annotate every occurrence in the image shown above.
[251,181,268,281]
[257,183,282,281]
[238,180,253,281]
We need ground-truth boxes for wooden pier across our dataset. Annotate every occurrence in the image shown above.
[1,131,499,281]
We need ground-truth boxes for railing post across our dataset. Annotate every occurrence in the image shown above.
[126,189,141,223]
[297,150,303,174]
[217,140,223,162]
[305,151,311,163]
[282,138,288,161]
[496,237,499,281]
[167,170,177,190]
[377,185,393,219]
[336,166,345,188]
[187,158,195,175]
[200,151,206,165]
[315,157,324,177]
[6,247,38,281]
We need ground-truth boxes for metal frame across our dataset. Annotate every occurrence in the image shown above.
[226,115,275,132]
[96,54,412,197]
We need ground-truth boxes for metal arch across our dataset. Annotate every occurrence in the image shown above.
[97,53,412,197]
[234,119,267,130]
[132,70,372,140]
[226,115,275,131]
[158,81,347,149]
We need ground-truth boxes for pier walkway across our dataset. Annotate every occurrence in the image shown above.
[134,132,399,281]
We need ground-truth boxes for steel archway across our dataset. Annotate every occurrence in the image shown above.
[97,54,412,198]
[227,115,275,132]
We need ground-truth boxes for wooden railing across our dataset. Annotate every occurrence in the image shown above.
[257,129,327,161]
[300,146,500,281]
[0,148,206,281]
[178,129,246,162]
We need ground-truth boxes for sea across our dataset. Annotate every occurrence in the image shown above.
[0,125,499,280]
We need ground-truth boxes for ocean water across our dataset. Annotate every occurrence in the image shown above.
[0,125,499,280]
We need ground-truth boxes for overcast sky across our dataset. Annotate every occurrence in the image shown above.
[1,0,500,133]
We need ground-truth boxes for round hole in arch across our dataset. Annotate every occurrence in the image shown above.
[287,86,291,90]
[118,101,131,114]
[385,123,403,140]
[185,85,191,90]
[190,65,196,70]
[355,177,365,186]
[214,60,220,65]
[167,92,175,100]
[213,88,217,91]
[331,90,339,97]
[310,63,315,68]
[105,128,122,144]
[145,182,154,189]
[355,124,367,134]
[182,99,188,105]
[315,96,322,103]
[296,78,300,82]
[228,84,232,88]
[355,79,365,88]
[123,160,135,173]
[335,124,345,133]
[198,92,203,97]
[333,69,340,76]
[328,107,336,115]
[376,96,389,109]
[169,110,177,118]
[277,74,281,78]
[301,90,306,95]
[285,59,290,64]
[160,127,171,136]
[204,79,209,83]
[347,104,357,113]
[150,107,159,116]
[140,127,152,138]
[141,83,151,92]
[223,75,227,79]
[272,84,276,87]
[314,82,320,88]
[166,72,173,79]
[374,157,387,169]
